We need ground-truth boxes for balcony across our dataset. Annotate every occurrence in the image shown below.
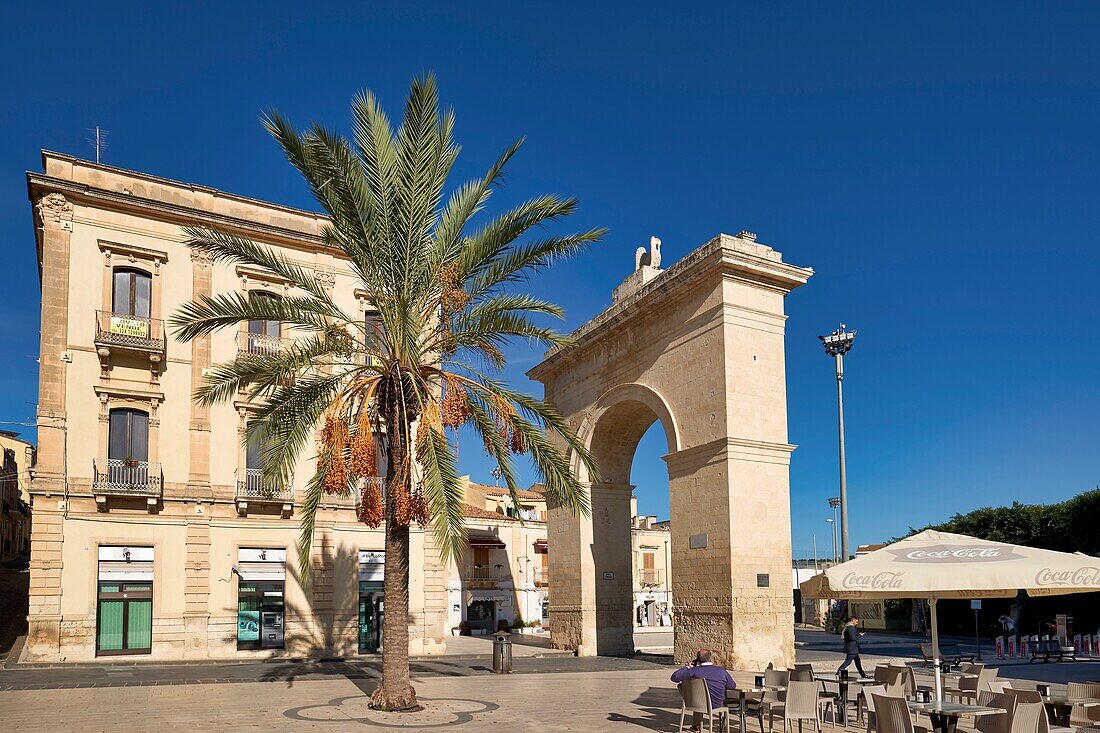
[325,476,385,508]
[532,567,550,586]
[638,568,663,587]
[237,331,292,358]
[235,468,292,517]
[463,565,504,582]
[95,311,165,353]
[93,459,161,512]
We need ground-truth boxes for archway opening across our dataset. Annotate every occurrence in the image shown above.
[629,422,672,642]
[586,392,676,655]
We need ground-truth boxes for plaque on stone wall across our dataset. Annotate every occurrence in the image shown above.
[689,534,708,549]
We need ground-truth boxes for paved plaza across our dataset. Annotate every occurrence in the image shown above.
[3,629,1100,732]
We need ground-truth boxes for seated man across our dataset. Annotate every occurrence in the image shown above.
[671,649,737,730]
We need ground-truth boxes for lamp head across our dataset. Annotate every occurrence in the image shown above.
[819,323,856,357]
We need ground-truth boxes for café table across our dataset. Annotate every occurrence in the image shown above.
[813,674,876,726]
[1040,696,1100,727]
[726,687,771,733]
[907,700,1005,733]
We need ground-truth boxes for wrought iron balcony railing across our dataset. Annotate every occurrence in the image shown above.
[94,311,165,352]
[463,565,504,581]
[235,469,293,502]
[327,476,386,507]
[237,331,292,358]
[93,459,162,497]
[638,568,663,587]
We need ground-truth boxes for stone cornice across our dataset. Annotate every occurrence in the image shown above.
[27,171,330,254]
[663,436,797,468]
[528,233,813,380]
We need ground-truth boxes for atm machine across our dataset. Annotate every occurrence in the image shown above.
[260,604,284,649]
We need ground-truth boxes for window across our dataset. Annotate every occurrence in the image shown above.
[112,268,151,318]
[247,291,281,336]
[108,409,149,463]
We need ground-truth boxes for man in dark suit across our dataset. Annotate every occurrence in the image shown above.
[837,616,867,676]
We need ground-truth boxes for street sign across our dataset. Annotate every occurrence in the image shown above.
[971,600,982,609]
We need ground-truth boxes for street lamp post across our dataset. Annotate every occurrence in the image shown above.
[825,518,837,566]
[820,324,856,563]
[828,497,840,563]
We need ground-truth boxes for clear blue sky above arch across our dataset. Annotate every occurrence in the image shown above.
[0,2,1096,550]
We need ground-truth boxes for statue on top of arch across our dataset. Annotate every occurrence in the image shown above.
[635,236,662,271]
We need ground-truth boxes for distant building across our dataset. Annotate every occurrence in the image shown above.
[447,479,549,634]
[446,480,674,635]
[0,430,34,563]
[630,496,672,628]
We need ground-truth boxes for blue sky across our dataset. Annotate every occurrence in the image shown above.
[1,3,1097,553]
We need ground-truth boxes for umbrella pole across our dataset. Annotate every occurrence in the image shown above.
[931,596,942,702]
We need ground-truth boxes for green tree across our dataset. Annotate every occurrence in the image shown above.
[171,75,603,710]
[909,489,1100,554]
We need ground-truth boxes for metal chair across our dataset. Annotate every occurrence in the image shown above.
[678,677,731,733]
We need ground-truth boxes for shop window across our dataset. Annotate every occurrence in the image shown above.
[96,546,153,656]
[358,550,385,653]
[236,548,286,650]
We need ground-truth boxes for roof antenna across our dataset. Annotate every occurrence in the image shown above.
[88,126,108,163]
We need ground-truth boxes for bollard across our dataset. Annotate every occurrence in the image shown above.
[492,631,513,674]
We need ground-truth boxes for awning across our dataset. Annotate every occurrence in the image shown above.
[534,539,548,552]
[468,536,505,549]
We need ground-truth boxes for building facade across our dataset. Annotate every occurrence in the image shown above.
[630,496,672,628]
[445,479,550,635]
[0,430,35,563]
[25,152,447,661]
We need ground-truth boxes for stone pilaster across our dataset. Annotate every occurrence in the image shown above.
[416,528,449,654]
[183,516,212,655]
[187,249,214,496]
[25,509,64,661]
[309,524,336,652]
[26,192,73,662]
[33,193,72,485]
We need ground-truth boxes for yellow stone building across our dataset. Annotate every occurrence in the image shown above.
[25,152,447,661]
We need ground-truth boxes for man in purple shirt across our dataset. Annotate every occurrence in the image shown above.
[671,649,736,730]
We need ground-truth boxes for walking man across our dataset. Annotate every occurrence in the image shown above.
[837,616,867,677]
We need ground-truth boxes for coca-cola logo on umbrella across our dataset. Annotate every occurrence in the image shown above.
[842,571,905,590]
[1034,567,1100,587]
[887,545,1023,563]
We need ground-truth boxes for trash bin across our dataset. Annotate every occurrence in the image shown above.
[492,631,512,674]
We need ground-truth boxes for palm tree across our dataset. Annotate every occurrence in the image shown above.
[170,75,603,711]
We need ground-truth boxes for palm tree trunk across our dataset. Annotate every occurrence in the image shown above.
[370,392,418,711]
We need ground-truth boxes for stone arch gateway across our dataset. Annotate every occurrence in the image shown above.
[528,232,812,668]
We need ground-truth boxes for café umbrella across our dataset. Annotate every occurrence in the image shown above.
[800,530,1100,700]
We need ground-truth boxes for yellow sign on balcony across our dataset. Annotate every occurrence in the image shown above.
[109,316,149,339]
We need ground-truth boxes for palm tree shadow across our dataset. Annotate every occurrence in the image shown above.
[208,540,376,693]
